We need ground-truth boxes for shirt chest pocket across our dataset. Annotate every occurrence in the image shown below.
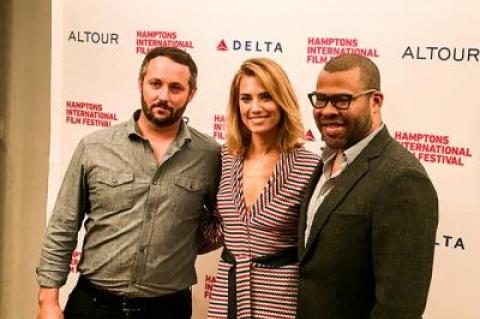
[90,170,134,212]
[170,176,207,221]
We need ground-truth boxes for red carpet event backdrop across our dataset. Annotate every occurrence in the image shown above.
[48,1,478,318]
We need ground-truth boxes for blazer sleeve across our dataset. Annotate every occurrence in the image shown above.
[370,169,438,319]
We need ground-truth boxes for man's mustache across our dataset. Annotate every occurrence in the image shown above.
[151,101,172,111]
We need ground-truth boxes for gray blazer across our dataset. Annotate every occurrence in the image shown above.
[297,126,438,319]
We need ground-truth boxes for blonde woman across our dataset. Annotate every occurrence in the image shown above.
[203,58,320,319]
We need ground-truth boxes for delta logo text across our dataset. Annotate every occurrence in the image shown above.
[68,31,119,45]
[402,46,480,62]
[216,38,283,53]
[395,131,472,167]
[136,30,194,54]
[307,37,379,64]
[213,114,226,141]
[436,234,465,250]
[65,100,119,127]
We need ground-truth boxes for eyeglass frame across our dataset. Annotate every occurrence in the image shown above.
[307,89,378,109]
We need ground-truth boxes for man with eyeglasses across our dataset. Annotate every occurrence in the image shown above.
[297,54,438,319]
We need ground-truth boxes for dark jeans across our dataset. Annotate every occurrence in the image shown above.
[64,277,192,319]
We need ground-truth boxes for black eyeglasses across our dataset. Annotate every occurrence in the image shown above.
[308,89,377,109]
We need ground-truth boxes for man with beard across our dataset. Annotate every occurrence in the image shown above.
[297,54,438,319]
[36,47,220,319]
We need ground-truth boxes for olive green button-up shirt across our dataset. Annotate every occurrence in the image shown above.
[36,110,221,297]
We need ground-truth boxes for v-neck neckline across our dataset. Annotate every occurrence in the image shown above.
[235,152,285,221]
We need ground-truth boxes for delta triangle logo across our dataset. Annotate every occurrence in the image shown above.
[216,39,228,51]
[305,129,315,141]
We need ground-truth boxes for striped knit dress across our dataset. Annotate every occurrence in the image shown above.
[207,146,320,319]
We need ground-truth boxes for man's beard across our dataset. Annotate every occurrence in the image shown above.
[141,93,188,128]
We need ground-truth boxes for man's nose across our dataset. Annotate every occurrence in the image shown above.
[157,87,169,100]
[321,100,339,115]
[314,102,338,119]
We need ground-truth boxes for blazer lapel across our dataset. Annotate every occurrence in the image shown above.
[300,126,392,262]
[300,159,369,262]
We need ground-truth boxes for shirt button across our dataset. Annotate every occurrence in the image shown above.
[146,214,152,221]
[152,181,157,185]
[112,179,118,184]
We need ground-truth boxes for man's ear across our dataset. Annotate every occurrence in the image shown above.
[188,88,197,103]
[371,92,384,111]
[138,79,143,93]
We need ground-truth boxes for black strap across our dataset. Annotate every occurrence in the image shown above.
[221,246,298,319]
[221,249,238,319]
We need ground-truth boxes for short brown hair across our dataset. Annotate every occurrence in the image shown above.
[138,46,198,89]
[226,58,304,156]
[323,54,381,90]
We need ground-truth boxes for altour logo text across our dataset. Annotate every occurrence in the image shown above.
[402,46,480,62]
[68,31,119,45]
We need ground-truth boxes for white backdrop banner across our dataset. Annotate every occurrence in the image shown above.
[49,0,479,318]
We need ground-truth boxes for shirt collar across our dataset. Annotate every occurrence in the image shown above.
[175,118,192,148]
[126,110,142,138]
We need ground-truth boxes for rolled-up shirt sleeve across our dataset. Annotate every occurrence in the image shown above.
[36,140,89,288]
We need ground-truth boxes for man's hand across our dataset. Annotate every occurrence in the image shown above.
[37,287,64,319]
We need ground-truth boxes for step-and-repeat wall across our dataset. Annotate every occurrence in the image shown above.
[48,0,478,318]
